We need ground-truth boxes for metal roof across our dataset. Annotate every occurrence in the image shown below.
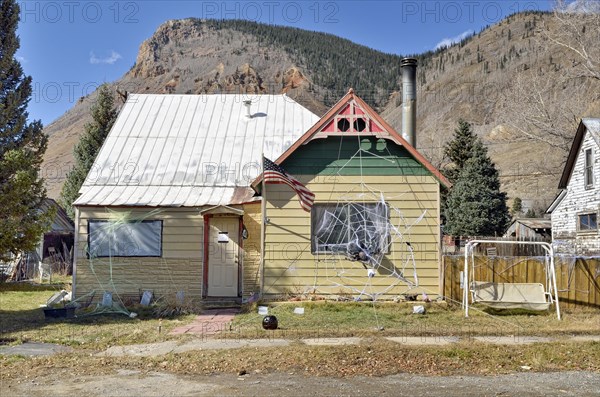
[75,94,319,207]
[41,199,74,233]
[514,218,552,229]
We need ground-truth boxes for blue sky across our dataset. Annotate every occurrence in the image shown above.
[16,0,553,125]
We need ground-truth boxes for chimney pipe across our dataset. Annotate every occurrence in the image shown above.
[401,57,417,147]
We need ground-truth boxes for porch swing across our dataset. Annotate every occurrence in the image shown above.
[462,240,561,320]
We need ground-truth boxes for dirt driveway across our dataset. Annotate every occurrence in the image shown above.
[4,369,600,397]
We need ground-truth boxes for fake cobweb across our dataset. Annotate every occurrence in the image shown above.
[309,186,425,301]
[71,208,189,317]
[269,138,428,302]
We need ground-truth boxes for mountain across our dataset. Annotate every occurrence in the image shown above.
[42,13,600,214]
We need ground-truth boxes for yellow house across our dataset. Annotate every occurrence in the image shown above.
[258,89,450,300]
[72,94,319,303]
[72,83,449,304]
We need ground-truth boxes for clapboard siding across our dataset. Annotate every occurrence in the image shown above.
[242,203,262,297]
[263,137,441,299]
[74,206,205,300]
[552,127,600,255]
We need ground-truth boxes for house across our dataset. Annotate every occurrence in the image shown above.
[547,118,600,255]
[2,199,74,281]
[504,218,552,241]
[72,94,319,301]
[72,60,450,302]
[256,88,449,299]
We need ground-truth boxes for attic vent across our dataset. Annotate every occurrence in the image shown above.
[354,118,366,132]
[337,118,350,132]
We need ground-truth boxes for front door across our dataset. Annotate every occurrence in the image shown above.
[207,217,239,297]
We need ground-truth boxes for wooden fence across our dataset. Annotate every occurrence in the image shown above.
[442,236,550,256]
[443,255,600,309]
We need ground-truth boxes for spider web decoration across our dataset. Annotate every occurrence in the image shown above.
[311,185,425,300]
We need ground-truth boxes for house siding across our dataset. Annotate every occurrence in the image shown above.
[552,130,600,255]
[74,207,205,301]
[263,138,441,299]
[241,203,262,297]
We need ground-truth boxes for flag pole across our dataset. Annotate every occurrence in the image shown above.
[260,153,266,298]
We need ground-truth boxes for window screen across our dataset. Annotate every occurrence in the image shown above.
[88,220,163,257]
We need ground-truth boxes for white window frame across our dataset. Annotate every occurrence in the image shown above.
[88,220,163,258]
[584,148,594,189]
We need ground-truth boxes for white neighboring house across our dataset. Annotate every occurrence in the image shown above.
[548,118,600,255]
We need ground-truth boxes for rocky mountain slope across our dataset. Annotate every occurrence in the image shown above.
[42,14,600,214]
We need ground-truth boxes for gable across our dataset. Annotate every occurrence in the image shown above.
[282,136,432,177]
[559,118,600,189]
[274,89,450,187]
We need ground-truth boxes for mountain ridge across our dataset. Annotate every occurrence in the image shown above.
[42,13,600,214]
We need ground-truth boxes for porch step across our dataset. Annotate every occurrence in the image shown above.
[202,298,242,309]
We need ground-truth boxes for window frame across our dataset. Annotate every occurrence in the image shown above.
[577,212,598,234]
[584,148,594,189]
[310,202,390,255]
[87,219,163,258]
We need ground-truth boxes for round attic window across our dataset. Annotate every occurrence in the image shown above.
[337,118,350,132]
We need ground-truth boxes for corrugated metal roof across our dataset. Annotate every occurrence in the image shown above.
[41,199,74,233]
[75,94,319,207]
[515,218,552,229]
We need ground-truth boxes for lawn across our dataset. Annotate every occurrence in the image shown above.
[1,281,600,379]
[1,281,599,351]
[0,281,196,350]
[227,301,600,340]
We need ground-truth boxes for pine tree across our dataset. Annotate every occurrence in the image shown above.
[511,197,523,217]
[0,0,50,261]
[443,119,477,184]
[60,84,117,218]
[444,141,511,236]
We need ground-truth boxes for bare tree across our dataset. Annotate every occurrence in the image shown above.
[500,1,600,156]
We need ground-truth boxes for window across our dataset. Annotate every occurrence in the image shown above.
[585,148,594,188]
[88,220,162,257]
[311,202,389,256]
[578,213,597,232]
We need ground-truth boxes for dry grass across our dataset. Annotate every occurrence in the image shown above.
[227,301,600,340]
[1,339,599,380]
[0,282,196,350]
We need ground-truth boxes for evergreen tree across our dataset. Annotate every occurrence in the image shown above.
[511,197,523,217]
[0,0,50,261]
[525,208,537,218]
[60,84,117,218]
[444,141,511,236]
[443,119,477,184]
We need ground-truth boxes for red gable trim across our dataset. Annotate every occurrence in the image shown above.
[274,88,451,188]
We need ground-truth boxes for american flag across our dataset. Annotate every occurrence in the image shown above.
[263,157,315,212]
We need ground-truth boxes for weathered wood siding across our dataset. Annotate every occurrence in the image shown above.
[74,207,204,301]
[263,137,441,299]
[552,130,600,255]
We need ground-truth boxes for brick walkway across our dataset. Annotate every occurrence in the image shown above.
[169,308,239,336]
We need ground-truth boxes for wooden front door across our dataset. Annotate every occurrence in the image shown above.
[207,217,239,297]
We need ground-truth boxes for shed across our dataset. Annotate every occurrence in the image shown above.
[504,218,552,240]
